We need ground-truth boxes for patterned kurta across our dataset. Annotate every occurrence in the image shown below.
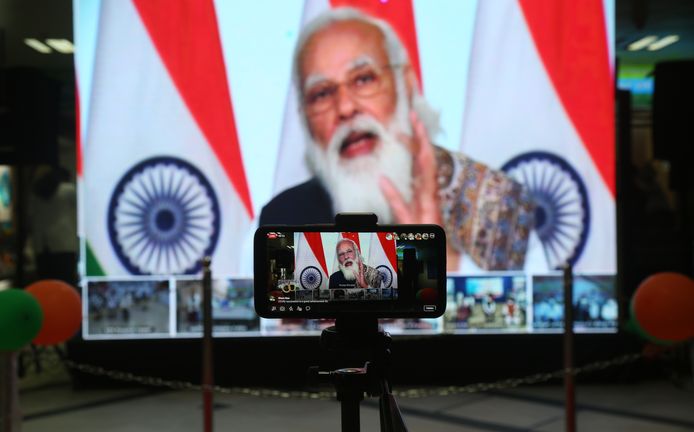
[435,147,535,270]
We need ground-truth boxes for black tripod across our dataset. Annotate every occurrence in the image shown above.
[309,318,407,432]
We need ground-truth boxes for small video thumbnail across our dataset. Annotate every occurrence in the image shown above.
[86,279,170,337]
[532,275,617,332]
[176,278,259,334]
[380,318,441,334]
[444,275,528,331]
[261,318,335,335]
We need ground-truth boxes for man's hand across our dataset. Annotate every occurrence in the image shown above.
[380,111,462,271]
[355,260,368,288]
[379,111,442,226]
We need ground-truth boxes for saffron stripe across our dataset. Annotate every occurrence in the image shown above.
[132,0,254,216]
[377,232,397,270]
[518,0,615,196]
[306,232,329,276]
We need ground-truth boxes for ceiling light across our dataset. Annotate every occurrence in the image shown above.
[627,36,658,51]
[24,38,52,54]
[647,35,680,51]
[45,39,74,54]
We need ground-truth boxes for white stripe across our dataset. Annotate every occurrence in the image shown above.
[272,0,331,196]
[295,233,328,289]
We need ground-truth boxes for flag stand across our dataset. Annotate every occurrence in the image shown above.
[563,264,576,432]
[0,352,21,432]
[201,257,214,432]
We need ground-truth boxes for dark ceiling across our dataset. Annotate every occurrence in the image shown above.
[0,0,692,81]
[616,0,694,63]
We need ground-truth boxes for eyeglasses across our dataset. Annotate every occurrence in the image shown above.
[302,64,398,116]
[337,248,355,260]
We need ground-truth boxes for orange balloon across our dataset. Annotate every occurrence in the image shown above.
[632,272,694,342]
[26,280,82,345]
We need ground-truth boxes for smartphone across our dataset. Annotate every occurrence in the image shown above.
[254,224,446,319]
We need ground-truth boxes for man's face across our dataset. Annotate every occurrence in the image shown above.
[299,20,398,158]
[337,242,357,266]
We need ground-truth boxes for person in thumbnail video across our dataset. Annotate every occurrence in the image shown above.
[259,7,534,271]
[329,238,384,289]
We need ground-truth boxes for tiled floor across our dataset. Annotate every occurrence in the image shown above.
[10,361,694,432]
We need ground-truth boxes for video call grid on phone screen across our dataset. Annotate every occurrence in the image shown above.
[263,230,442,305]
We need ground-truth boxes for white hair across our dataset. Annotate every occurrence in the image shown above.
[336,238,361,259]
[293,7,440,140]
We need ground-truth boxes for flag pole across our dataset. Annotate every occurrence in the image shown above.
[563,264,576,432]
[1,351,21,432]
[201,257,214,432]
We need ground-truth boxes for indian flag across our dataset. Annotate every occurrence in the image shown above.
[460,0,615,272]
[76,0,252,277]
[294,232,329,290]
[367,232,398,289]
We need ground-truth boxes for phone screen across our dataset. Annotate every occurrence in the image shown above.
[255,226,446,318]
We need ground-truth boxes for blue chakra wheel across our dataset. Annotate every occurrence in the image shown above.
[108,156,220,275]
[376,265,393,288]
[300,266,322,290]
[501,151,590,269]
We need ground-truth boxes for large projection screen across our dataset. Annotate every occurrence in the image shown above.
[75,0,616,339]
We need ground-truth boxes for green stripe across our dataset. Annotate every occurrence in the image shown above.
[86,242,106,276]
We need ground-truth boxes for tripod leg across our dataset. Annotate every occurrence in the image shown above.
[340,391,361,432]
[378,380,408,432]
[379,393,391,432]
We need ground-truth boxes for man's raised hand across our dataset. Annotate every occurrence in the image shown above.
[379,111,442,226]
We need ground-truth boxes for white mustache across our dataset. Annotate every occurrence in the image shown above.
[328,116,385,157]
[340,258,357,268]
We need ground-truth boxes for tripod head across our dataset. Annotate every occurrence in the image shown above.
[318,318,389,377]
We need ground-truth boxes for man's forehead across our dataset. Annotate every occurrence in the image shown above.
[299,19,388,79]
[337,241,354,250]
[304,55,376,88]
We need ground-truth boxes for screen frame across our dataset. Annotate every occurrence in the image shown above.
[254,223,447,319]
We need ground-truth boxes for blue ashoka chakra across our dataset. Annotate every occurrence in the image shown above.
[376,265,393,288]
[501,151,590,269]
[300,266,322,290]
[108,156,220,275]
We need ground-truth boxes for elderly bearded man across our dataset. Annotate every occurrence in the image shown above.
[260,8,534,271]
[329,238,384,289]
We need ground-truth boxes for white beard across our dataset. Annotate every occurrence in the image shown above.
[306,115,413,224]
[339,259,358,280]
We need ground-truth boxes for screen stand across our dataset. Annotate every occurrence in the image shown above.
[309,318,407,432]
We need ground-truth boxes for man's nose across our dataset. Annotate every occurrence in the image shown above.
[335,84,359,121]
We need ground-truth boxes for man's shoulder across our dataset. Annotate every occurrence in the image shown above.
[434,145,528,197]
[363,264,383,283]
[434,145,535,271]
[435,146,504,182]
[259,178,334,225]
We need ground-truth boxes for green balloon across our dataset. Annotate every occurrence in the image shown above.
[0,289,44,351]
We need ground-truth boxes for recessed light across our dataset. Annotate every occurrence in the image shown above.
[45,39,74,54]
[628,36,658,51]
[647,35,680,51]
[24,38,52,54]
